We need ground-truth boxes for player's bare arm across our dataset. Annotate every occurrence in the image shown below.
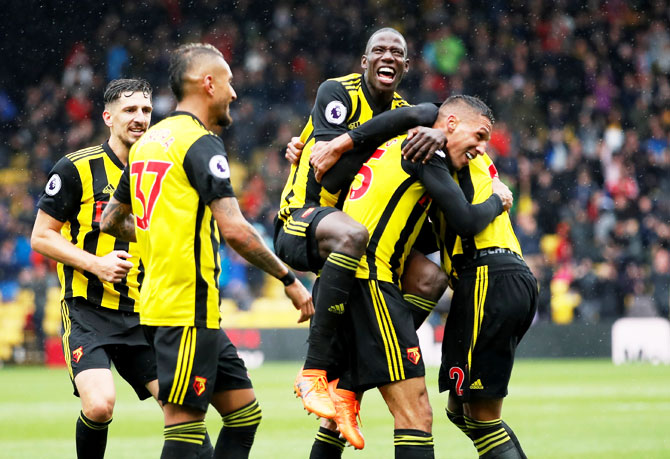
[31,209,133,283]
[210,196,314,322]
[100,197,138,242]
[403,126,446,163]
[310,134,354,182]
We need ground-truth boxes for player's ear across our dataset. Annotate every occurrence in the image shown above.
[446,114,459,133]
[403,58,409,75]
[102,109,113,128]
[204,74,215,96]
[361,54,368,71]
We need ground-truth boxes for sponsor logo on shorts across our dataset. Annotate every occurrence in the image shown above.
[72,346,84,364]
[103,183,116,195]
[328,303,345,314]
[469,378,484,390]
[407,347,421,365]
[301,208,315,219]
[193,376,207,396]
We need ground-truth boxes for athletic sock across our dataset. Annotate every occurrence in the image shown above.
[309,426,345,459]
[403,294,437,329]
[76,411,112,459]
[464,416,521,458]
[446,407,472,439]
[501,420,527,459]
[394,429,434,458]
[161,420,207,459]
[214,399,262,458]
[197,432,214,458]
[304,252,360,370]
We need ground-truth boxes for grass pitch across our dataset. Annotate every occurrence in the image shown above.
[1,359,669,458]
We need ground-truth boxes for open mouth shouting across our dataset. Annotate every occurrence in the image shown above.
[465,151,475,160]
[377,66,396,85]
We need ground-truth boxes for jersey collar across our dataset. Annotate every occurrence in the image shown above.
[361,77,393,115]
[102,141,125,170]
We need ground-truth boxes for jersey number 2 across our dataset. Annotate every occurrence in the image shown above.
[130,161,172,230]
[348,146,386,200]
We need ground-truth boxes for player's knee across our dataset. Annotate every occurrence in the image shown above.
[411,265,448,302]
[392,393,432,431]
[336,222,369,256]
[82,397,114,422]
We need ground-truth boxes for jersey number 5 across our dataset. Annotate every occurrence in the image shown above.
[348,146,386,200]
[130,161,172,230]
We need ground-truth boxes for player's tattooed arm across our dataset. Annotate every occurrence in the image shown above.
[100,197,137,242]
[210,196,288,278]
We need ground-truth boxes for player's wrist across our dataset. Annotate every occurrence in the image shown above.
[278,270,296,286]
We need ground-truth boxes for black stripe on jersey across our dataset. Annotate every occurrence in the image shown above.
[137,259,145,292]
[63,217,81,299]
[348,102,362,125]
[388,193,430,284]
[337,75,361,85]
[193,200,209,327]
[68,149,104,163]
[210,217,220,290]
[365,177,416,279]
[113,238,134,311]
[304,163,324,208]
[84,157,106,306]
[456,168,476,258]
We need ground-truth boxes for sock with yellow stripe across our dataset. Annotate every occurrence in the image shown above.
[309,426,345,459]
[305,251,360,370]
[403,294,437,329]
[161,420,207,459]
[214,399,262,458]
[446,407,472,439]
[501,420,526,459]
[76,411,112,459]
[464,416,521,458]
[394,429,434,458]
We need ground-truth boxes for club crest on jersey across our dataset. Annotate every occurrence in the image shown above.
[45,174,62,196]
[325,101,346,125]
[72,346,84,364]
[301,208,315,218]
[209,155,230,179]
[193,376,207,396]
[407,347,421,365]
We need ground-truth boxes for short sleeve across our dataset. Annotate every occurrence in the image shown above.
[310,80,353,139]
[37,157,82,223]
[183,134,236,204]
[113,166,131,204]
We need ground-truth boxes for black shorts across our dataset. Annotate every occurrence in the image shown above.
[144,326,253,412]
[273,206,339,273]
[438,257,538,401]
[346,279,425,392]
[61,297,156,400]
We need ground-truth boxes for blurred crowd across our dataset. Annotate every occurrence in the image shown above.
[1,0,670,330]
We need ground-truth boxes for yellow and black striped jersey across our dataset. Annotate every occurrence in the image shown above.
[435,153,523,277]
[38,142,142,312]
[342,137,504,285]
[278,73,409,222]
[114,112,236,329]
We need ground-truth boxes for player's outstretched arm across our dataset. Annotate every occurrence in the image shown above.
[31,209,133,283]
[100,197,137,242]
[210,196,314,322]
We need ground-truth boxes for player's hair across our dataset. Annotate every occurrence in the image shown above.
[440,95,495,124]
[169,43,224,101]
[103,78,152,107]
[365,27,407,57]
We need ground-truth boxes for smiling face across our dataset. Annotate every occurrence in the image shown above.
[103,91,152,149]
[361,30,409,98]
[442,111,493,170]
[211,57,237,128]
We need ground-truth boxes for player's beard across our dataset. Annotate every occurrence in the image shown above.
[215,101,233,128]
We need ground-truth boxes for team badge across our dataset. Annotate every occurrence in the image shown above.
[407,347,421,365]
[72,346,84,364]
[45,174,62,196]
[193,376,207,396]
[209,155,230,179]
[325,101,346,125]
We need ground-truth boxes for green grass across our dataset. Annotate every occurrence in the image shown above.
[1,360,669,458]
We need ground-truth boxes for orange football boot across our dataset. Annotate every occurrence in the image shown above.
[328,379,364,450]
[294,367,336,419]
